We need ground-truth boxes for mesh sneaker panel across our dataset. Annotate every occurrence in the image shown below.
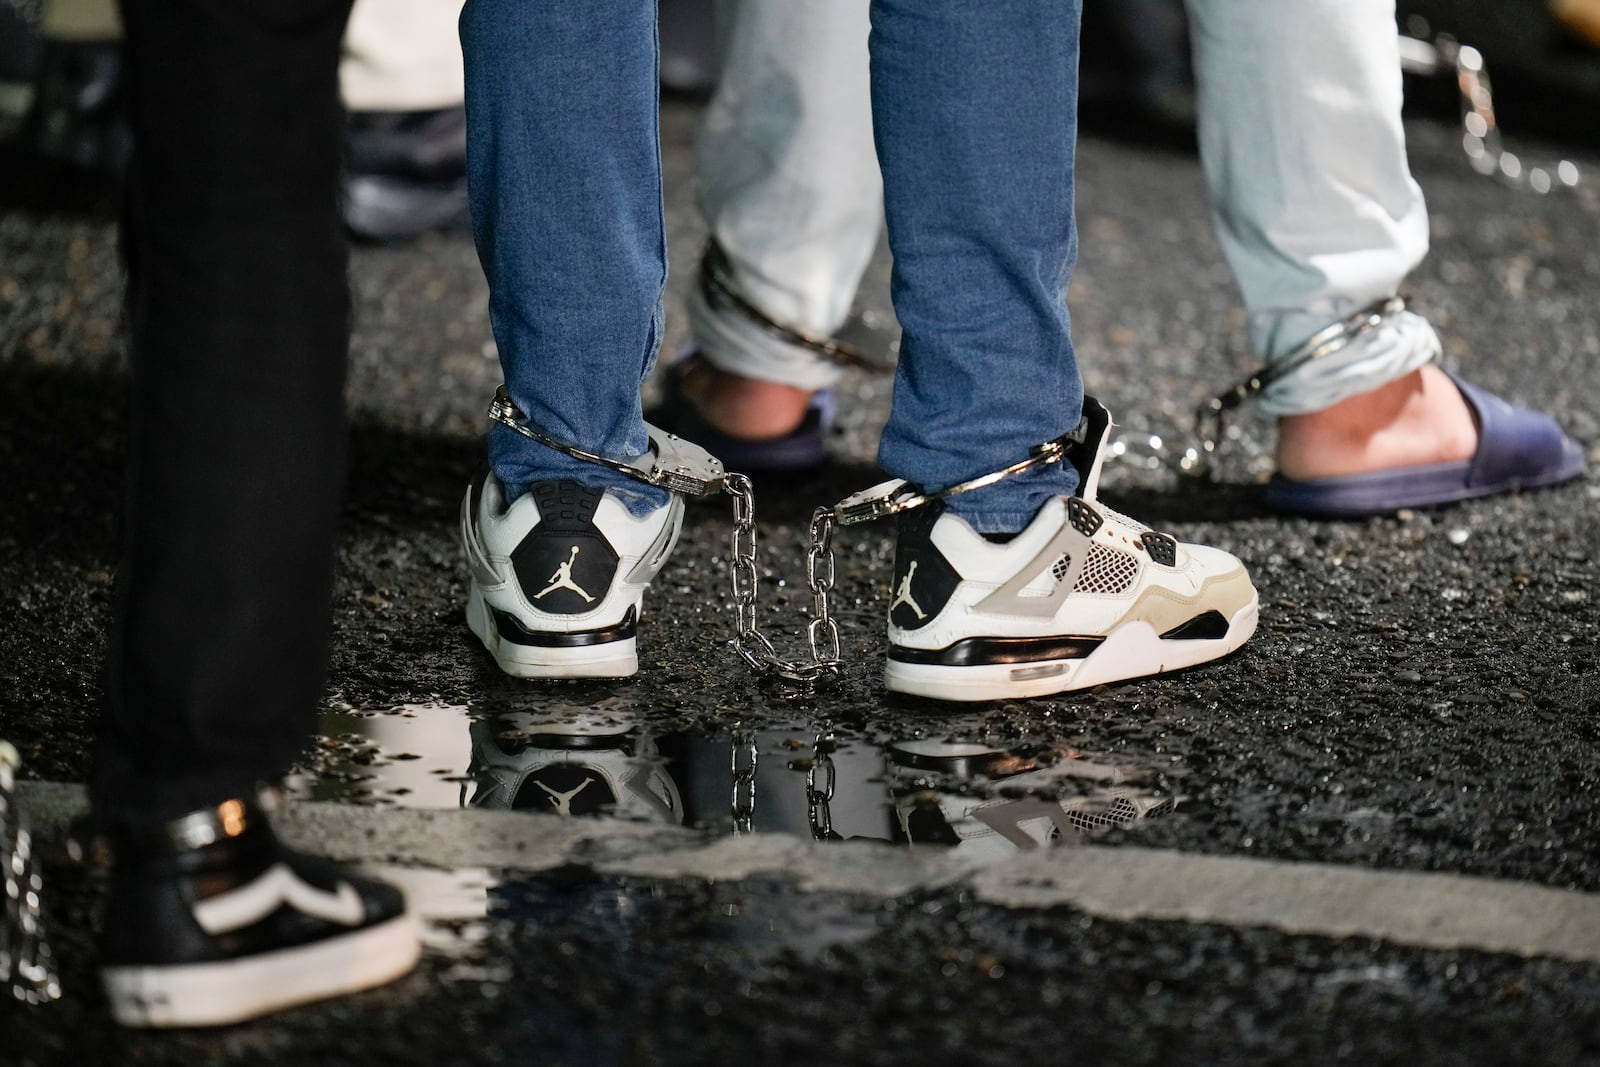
[1050,553,1072,583]
[1073,543,1140,595]
[1101,506,1150,533]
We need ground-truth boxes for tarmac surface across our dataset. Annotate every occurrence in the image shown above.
[2,40,1600,1067]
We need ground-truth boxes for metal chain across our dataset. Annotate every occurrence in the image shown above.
[730,730,758,835]
[700,241,887,372]
[1399,31,1582,195]
[1,743,61,1005]
[486,390,1076,685]
[720,422,1079,682]
[724,473,843,684]
[806,729,838,841]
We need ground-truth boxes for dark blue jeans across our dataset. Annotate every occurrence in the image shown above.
[462,0,1085,532]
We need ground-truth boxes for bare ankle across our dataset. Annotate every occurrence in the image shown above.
[679,360,813,440]
[1275,366,1478,481]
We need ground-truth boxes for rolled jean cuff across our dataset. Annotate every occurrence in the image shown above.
[686,284,848,392]
[1255,308,1442,417]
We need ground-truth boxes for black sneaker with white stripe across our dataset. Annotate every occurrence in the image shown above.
[98,797,420,1028]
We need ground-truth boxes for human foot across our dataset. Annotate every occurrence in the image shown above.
[652,352,836,472]
[674,356,814,441]
[1275,365,1477,482]
[1267,367,1586,517]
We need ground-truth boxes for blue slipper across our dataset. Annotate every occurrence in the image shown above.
[651,352,836,472]
[1265,374,1588,518]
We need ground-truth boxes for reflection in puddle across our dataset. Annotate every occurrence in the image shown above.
[296,699,1180,972]
[291,699,1179,851]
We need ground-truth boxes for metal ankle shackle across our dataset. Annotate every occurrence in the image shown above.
[699,241,888,373]
[1186,295,1408,480]
[489,387,842,682]
[488,389,1088,685]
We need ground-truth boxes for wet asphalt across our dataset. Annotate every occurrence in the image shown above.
[3,67,1600,1067]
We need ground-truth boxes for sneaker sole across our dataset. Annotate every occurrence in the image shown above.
[467,584,640,679]
[102,910,421,1028]
[884,593,1259,702]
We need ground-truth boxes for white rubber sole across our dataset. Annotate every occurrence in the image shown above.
[467,585,639,679]
[884,593,1259,703]
[102,910,422,1028]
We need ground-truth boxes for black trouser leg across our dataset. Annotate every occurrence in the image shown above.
[95,0,355,824]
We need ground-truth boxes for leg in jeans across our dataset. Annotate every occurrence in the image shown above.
[98,0,354,824]
[867,0,1255,703]
[870,0,1083,532]
[458,0,683,683]
[460,0,669,516]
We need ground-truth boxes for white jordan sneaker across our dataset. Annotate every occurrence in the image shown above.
[460,475,684,679]
[883,400,1258,702]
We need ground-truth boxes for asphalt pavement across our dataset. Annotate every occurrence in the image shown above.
[2,51,1600,1067]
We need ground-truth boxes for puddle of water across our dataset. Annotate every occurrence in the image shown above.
[368,858,888,985]
[300,699,1181,969]
[289,698,1179,855]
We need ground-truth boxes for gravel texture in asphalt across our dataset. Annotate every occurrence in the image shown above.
[2,79,1598,1064]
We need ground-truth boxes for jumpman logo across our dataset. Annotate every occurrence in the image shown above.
[534,545,596,602]
[891,561,927,620]
[537,776,595,816]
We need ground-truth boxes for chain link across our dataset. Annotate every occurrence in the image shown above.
[723,474,844,684]
[806,729,838,841]
[729,730,758,835]
[1,743,61,1006]
[485,390,1070,685]
[1400,32,1583,195]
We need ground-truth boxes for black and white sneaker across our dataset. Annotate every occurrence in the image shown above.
[883,399,1258,702]
[99,798,420,1028]
[460,475,684,679]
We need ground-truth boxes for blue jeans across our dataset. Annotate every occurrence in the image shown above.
[461,0,1084,532]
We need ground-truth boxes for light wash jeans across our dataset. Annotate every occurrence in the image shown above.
[462,0,1086,531]
[696,0,1439,417]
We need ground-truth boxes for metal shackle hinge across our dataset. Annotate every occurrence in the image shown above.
[489,386,727,497]
[832,418,1088,526]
